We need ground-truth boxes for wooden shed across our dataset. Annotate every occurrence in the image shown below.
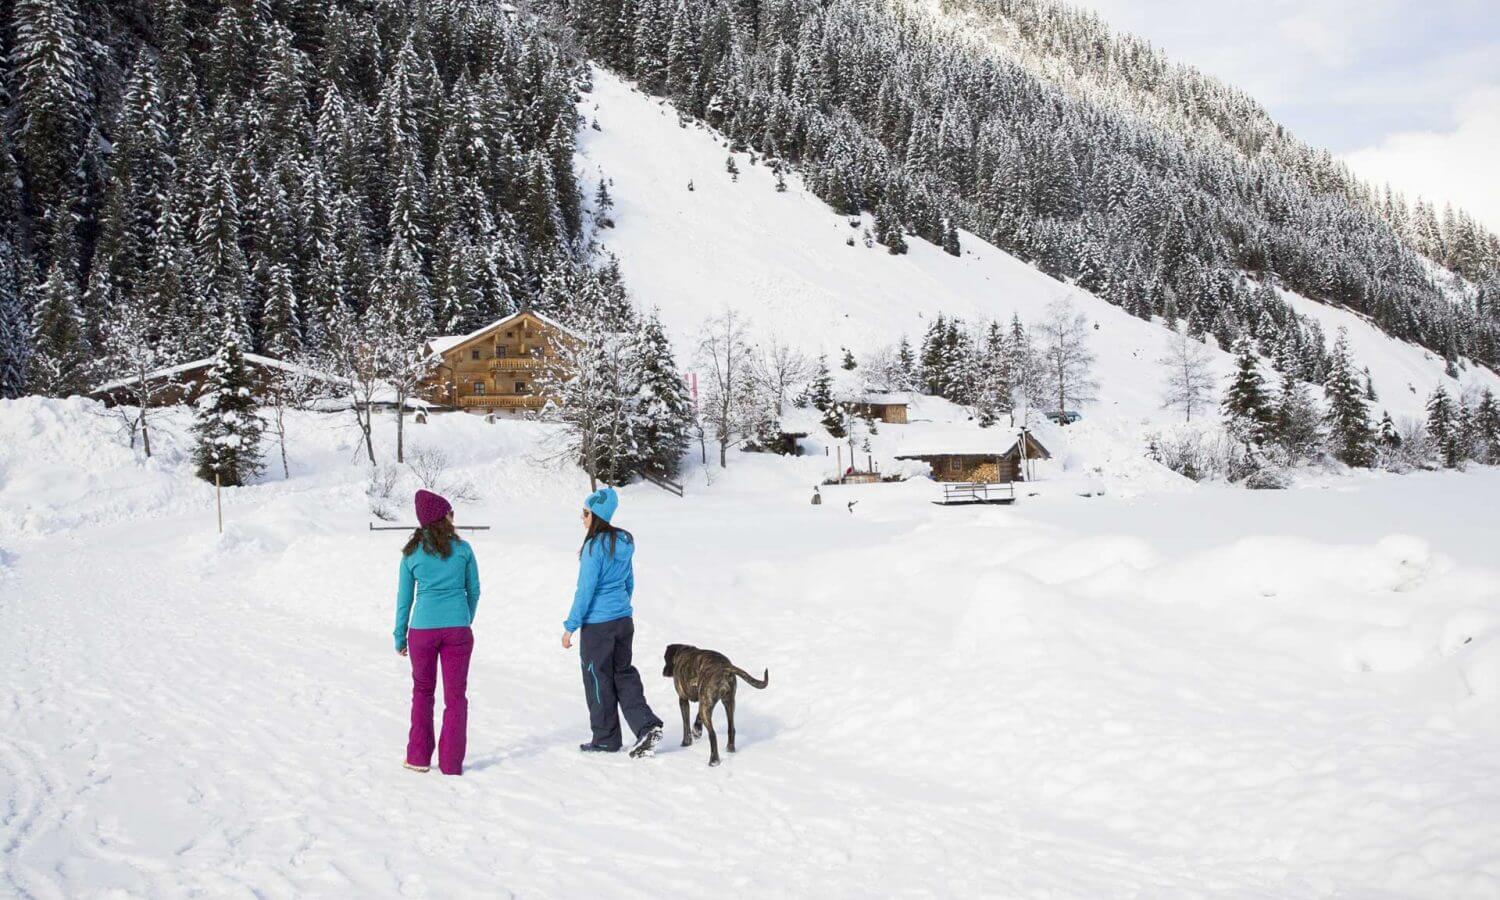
[848,392,909,424]
[895,432,1051,484]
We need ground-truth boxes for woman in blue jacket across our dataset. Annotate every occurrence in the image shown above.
[396,489,480,775]
[562,487,663,757]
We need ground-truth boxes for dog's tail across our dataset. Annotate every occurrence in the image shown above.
[732,666,769,689]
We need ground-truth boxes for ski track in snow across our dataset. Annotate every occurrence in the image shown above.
[4,403,1500,896]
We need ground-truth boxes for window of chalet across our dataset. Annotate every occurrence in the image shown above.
[473,382,486,395]
[514,381,527,393]
[495,344,507,358]
[471,349,481,361]
[949,458,962,473]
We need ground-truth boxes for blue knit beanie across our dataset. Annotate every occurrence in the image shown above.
[585,486,619,523]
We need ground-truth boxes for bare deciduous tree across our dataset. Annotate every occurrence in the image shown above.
[696,309,754,467]
[752,332,815,413]
[1036,299,1098,418]
[261,353,337,478]
[97,300,176,458]
[1158,328,1215,422]
[318,306,382,465]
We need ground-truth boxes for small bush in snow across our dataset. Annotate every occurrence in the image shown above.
[367,464,402,521]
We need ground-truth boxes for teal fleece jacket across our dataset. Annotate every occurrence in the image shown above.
[564,534,634,633]
[394,539,480,650]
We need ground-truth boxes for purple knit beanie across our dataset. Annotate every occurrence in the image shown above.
[414,489,452,527]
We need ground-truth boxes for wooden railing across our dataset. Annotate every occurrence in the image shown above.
[489,358,549,371]
[457,395,547,410]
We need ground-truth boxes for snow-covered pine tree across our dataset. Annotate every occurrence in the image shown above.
[630,309,693,477]
[0,231,27,398]
[193,326,264,487]
[1378,411,1401,449]
[1272,372,1322,463]
[807,354,845,438]
[26,257,91,397]
[1322,331,1374,467]
[1471,389,1500,464]
[919,315,946,396]
[894,336,917,392]
[1425,385,1462,469]
[1221,339,1274,447]
[841,348,857,370]
[973,320,1011,427]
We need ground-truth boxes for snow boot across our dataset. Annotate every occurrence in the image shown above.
[579,742,619,753]
[403,761,430,773]
[629,725,663,759]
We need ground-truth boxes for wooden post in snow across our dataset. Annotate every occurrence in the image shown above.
[215,472,223,534]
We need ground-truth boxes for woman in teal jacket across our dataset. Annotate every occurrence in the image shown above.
[562,487,663,757]
[396,489,480,775]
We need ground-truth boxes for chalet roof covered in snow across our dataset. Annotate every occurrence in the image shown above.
[425,310,580,357]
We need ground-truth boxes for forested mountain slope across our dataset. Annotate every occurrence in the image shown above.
[547,0,1500,381]
[578,67,1499,427]
[0,0,601,398]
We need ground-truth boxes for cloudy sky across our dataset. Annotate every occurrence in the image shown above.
[1069,0,1500,232]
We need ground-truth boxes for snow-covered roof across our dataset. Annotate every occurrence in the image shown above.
[889,425,1031,459]
[425,310,581,357]
[852,391,910,406]
[90,352,345,395]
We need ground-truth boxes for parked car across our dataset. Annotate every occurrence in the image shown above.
[1045,410,1082,425]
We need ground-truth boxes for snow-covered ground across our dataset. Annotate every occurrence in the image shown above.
[4,399,1500,897]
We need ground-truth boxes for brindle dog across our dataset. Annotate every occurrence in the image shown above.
[662,644,769,766]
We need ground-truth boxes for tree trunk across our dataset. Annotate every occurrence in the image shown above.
[395,389,406,463]
[140,406,152,458]
[278,410,290,478]
[357,403,376,464]
[719,437,727,468]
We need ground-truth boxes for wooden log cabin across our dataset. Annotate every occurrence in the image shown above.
[419,310,578,416]
[848,392,909,424]
[894,431,1051,484]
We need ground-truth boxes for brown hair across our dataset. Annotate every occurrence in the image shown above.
[403,517,458,559]
[579,514,633,560]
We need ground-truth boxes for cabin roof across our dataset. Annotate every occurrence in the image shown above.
[425,309,579,357]
[851,391,910,407]
[891,427,1050,460]
[90,352,345,396]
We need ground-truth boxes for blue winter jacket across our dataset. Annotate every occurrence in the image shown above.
[394,539,480,650]
[564,534,634,633]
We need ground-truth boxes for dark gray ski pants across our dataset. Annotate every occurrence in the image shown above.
[579,616,662,749]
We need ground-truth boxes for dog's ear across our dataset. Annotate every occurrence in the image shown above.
[662,643,683,677]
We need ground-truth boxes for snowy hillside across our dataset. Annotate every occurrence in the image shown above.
[578,68,1499,429]
[4,399,1500,896]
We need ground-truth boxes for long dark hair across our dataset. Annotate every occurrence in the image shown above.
[403,517,458,559]
[580,513,633,560]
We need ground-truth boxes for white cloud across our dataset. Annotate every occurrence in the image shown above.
[1343,87,1500,233]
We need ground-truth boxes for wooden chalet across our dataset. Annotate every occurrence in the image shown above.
[90,354,343,408]
[419,310,578,416]
[895,431,1051,484]
[848,392,909,424]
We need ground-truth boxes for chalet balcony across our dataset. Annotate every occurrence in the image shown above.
[457,394,547,410]
[489,357,549,371]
